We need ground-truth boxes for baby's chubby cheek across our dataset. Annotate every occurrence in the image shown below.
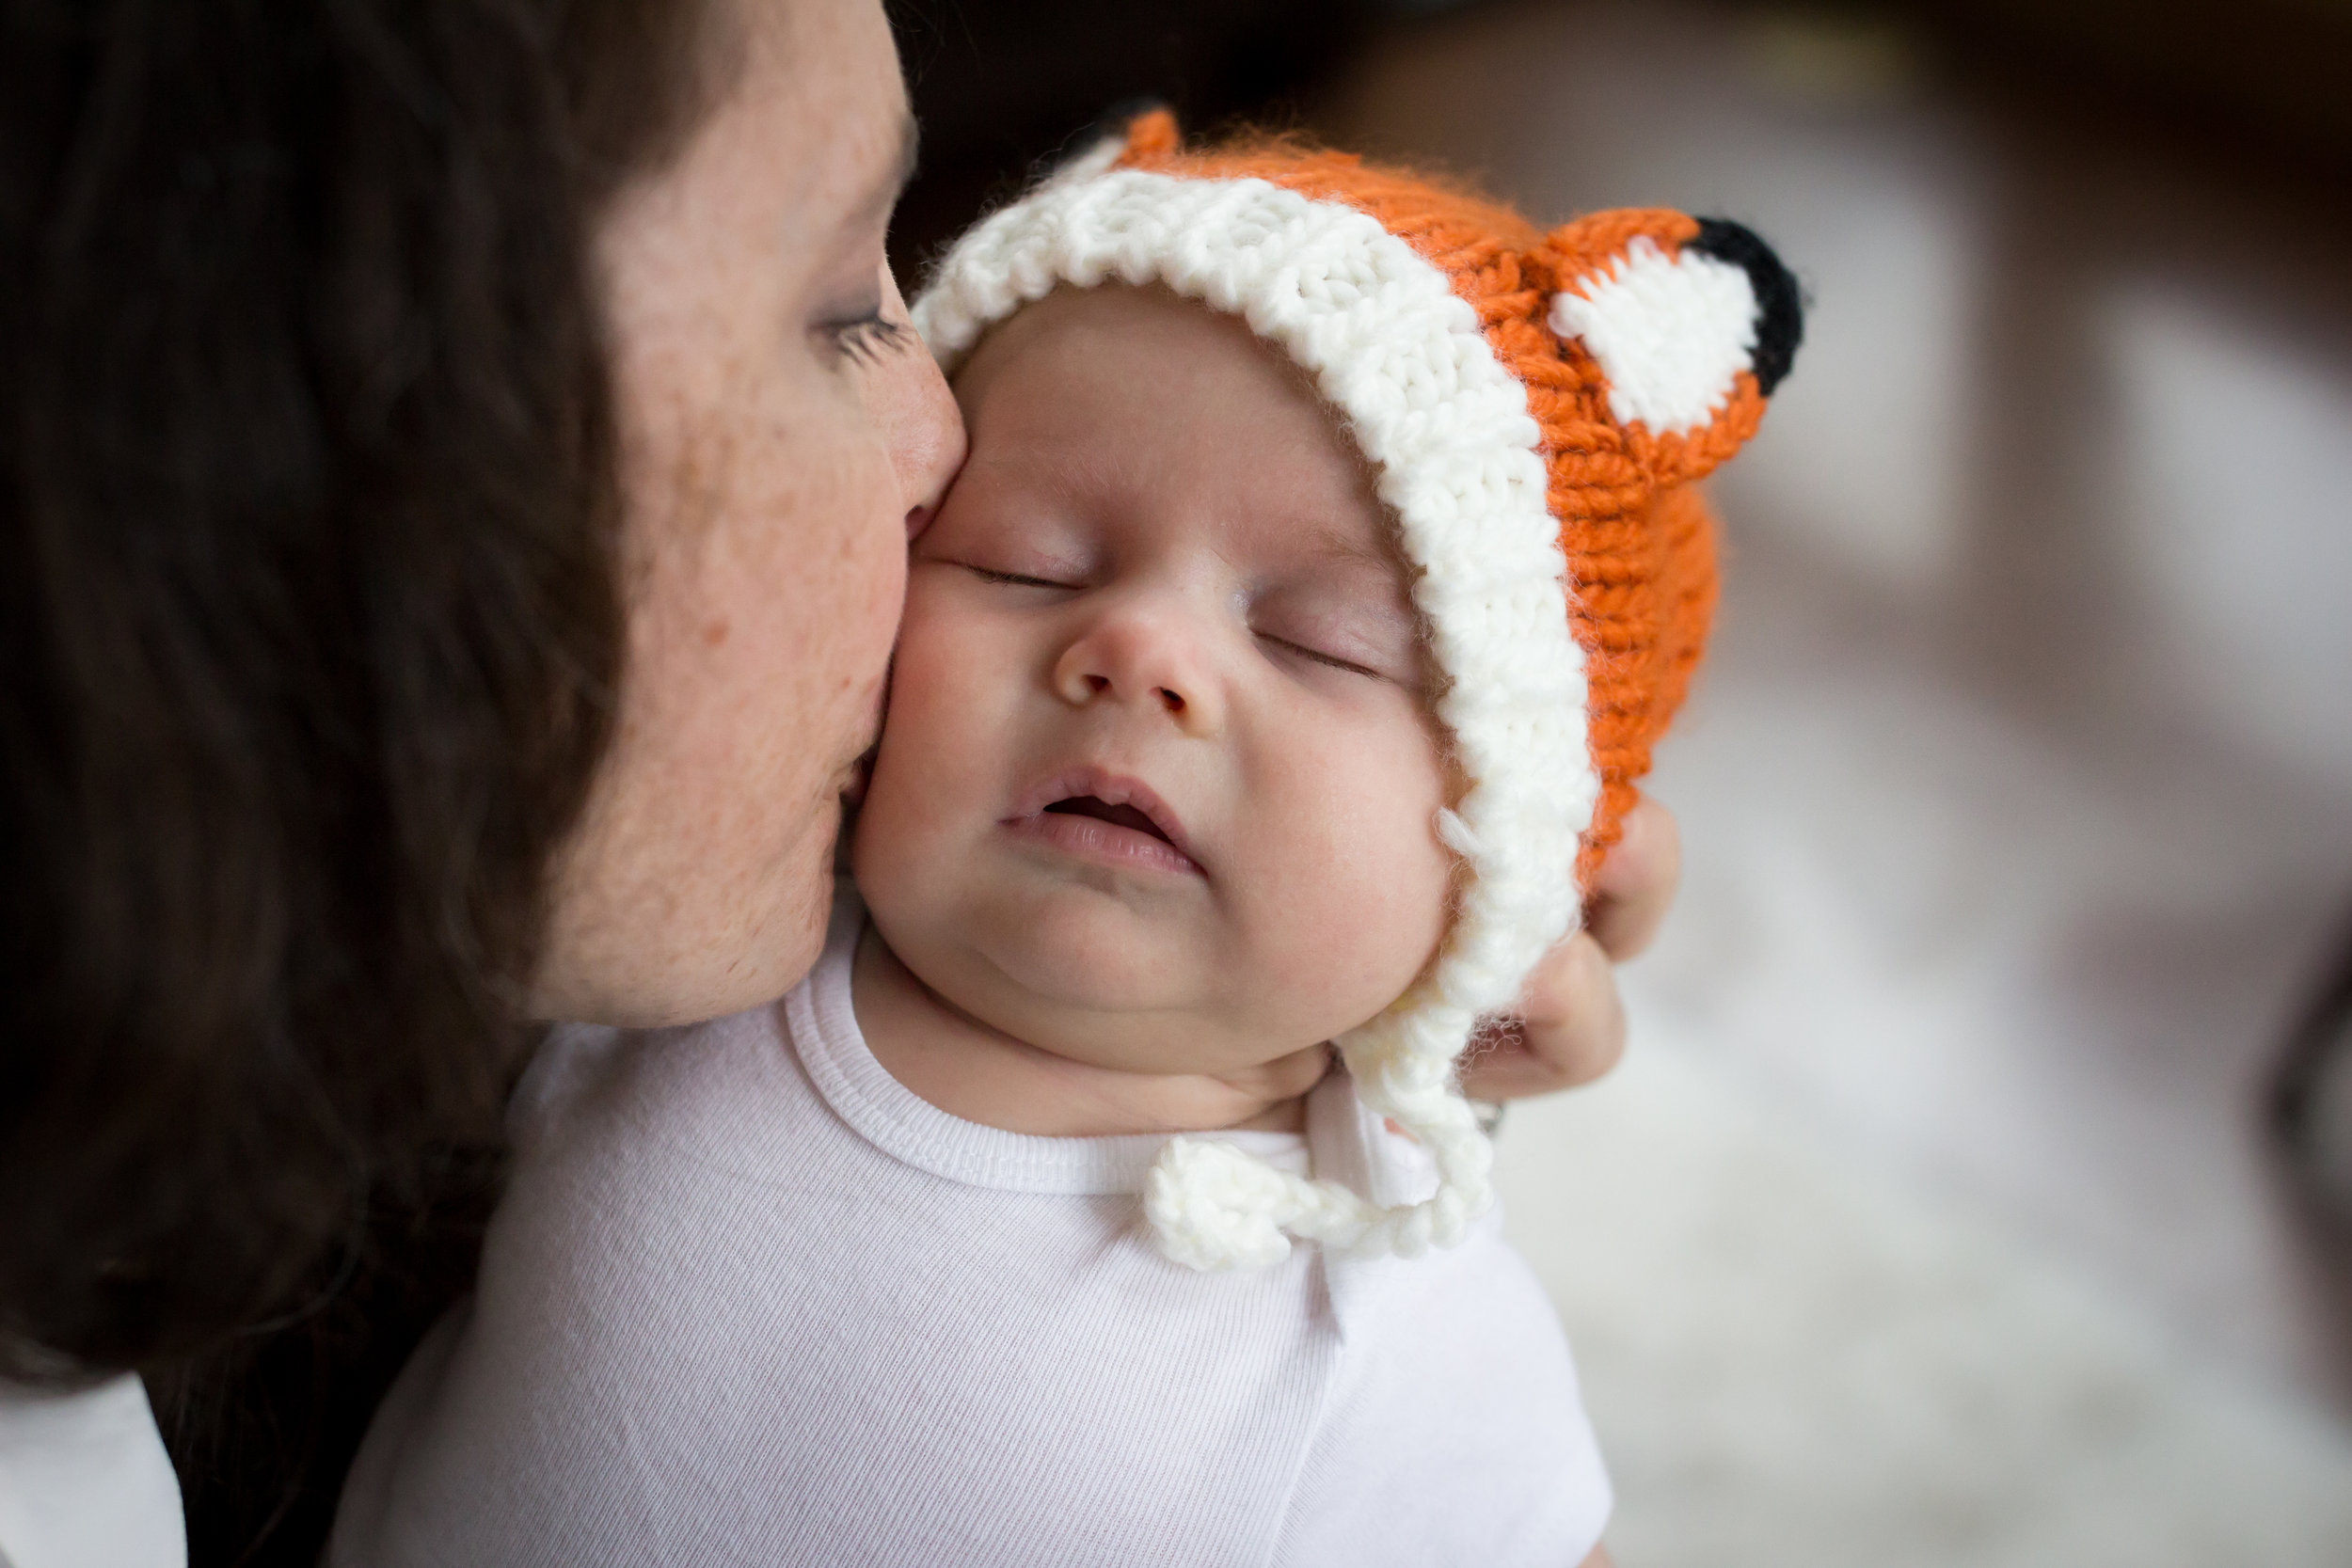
[849,607,998,892]
[1235,742,1456,1035]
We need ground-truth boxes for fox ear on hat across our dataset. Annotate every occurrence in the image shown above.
[1041,103,1182,187]
[1538,210,1804,484]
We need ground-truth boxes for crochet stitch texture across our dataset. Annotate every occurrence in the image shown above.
[912,110,1800,1272]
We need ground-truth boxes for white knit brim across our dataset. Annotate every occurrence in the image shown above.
[913,166,1599,1269]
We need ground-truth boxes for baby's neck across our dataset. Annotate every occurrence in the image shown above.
[849,927,1317,1137]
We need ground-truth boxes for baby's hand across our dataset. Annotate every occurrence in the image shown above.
[1456,799,1680,1102]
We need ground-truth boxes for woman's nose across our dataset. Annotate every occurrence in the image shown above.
[1052,609,1225,736]
[866,263,966,540]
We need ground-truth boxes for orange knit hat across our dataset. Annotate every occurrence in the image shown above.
[913,111,1801,1271]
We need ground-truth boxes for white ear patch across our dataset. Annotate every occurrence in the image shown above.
[1042,128,1130,190]
[1548,236,1759,436]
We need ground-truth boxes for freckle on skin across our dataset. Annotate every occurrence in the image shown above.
[703,617,730,648]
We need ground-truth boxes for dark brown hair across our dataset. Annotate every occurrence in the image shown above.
[1,0,722,1556]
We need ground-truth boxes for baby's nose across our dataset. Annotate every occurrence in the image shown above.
[1054,615,1223,735]
[1075,671,1186,716]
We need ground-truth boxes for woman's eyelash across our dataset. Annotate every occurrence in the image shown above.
[823,311,912,366]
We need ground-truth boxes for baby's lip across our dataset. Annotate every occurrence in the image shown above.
[1003,767,1202,872]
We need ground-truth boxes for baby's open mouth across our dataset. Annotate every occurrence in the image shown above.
[1003,769,1202,878]
[1042,796,1172,846]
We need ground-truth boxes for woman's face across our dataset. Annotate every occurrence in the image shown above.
[531,0,962,1026]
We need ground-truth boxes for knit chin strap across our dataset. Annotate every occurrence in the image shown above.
[1144,1003,1496,1272]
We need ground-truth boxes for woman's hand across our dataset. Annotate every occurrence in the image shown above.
[1457,799,1681,1102]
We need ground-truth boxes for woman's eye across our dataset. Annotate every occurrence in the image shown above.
[818,309,912,367]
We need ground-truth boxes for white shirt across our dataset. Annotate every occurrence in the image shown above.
[0,1374,185,1568]
[333,896,1610,1567]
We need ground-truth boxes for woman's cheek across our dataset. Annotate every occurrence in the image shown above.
[771,417,909,753]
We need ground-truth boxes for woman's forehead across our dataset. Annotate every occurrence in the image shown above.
[702,0,909,249]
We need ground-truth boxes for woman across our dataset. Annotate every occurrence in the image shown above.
[0,0,1678,1562]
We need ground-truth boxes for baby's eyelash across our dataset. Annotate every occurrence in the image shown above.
[824,311,912,367]
[1260,632,1379,680]
[969,566,1072,590]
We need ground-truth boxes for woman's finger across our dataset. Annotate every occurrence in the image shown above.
[1455,803,1679,1102]
[1582,797,1681,961]
[1458,931,1627,1101]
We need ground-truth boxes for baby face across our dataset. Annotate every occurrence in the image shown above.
[850,286,1454,1081]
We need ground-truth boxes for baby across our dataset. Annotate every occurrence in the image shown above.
[333,113,1799,1567]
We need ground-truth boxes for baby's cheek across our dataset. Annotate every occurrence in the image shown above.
[1246,730,1454,1033]
[876,583,1000,759]
[852,605,979,882]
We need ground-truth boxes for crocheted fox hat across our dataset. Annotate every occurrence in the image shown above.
[913,110,1801,1272]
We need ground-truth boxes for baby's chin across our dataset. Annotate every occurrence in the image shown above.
[926,911,1204,1027]
[950,987,1311,1093]
[899,915,1375,1085]
[856,851,1405,1068]
[869,889,1197,1026]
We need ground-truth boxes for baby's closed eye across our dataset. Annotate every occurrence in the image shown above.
[1255,630,1385,681]
[1250,598,1420,688]
[967,564,1080,590]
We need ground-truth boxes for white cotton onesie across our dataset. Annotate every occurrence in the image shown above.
[330,892,1612,1568]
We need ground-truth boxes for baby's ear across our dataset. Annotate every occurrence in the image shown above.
[1538,211,1804,483]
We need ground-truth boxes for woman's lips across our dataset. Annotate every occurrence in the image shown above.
[1000,768,1203,878]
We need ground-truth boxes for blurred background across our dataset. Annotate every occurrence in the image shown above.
[887,1,2352,1561]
